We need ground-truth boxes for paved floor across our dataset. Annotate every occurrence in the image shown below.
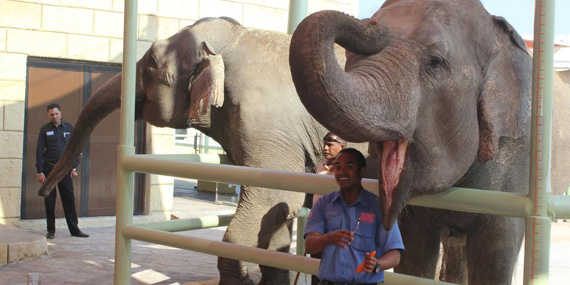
[1,181,569,284]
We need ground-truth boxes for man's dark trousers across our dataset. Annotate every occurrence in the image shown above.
[43,162,80,235]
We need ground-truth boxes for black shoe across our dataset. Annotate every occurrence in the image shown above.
[46,232,54,239]
[71,231,89,238]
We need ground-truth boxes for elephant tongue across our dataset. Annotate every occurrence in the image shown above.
[380,138,408,219]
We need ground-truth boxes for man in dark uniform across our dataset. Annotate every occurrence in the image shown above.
[36,103,89,239]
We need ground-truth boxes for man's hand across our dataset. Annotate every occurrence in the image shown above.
[326,230,354,249]
[70,169,78,178]
[305,230,354,254]
[37,173,46,184]
[361,251,379,273]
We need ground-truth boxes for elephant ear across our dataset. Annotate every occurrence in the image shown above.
[477,16,531,161]
[188,41,225,126]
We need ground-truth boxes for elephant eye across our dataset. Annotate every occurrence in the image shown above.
[427,55,445,68]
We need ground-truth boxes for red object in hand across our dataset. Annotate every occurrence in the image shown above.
[356,250,376,274]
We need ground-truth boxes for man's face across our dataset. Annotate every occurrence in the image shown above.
[333,152,365,191]
[48,107,62,126]
[323,140,344,160]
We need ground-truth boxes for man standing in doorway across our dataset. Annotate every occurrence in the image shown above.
[36,103,89,239]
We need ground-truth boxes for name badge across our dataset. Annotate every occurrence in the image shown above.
[46,131,54,136]
[64,132,70,137]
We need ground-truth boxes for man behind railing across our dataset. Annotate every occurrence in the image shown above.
[304,148,404,285]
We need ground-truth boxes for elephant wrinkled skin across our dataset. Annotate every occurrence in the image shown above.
[39,17,360,284]
[289,0,570,284]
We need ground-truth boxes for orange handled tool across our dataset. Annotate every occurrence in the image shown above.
[356,250,376,274]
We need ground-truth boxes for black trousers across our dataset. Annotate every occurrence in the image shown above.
[44,162,80,235]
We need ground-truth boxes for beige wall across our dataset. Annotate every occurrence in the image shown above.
[0,0,359,225]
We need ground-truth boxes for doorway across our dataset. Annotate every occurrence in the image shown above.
[22,58,146,219]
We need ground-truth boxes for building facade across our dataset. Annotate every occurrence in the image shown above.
[0,0,359,226]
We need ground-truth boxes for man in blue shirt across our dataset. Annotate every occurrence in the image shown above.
[305,148,404,284]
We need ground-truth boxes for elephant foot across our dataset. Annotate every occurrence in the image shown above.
[218,256,255,285]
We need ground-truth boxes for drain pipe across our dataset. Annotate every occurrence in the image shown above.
[288,0,308,34]
[287,0,309,258]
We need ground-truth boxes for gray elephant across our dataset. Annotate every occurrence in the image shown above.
[289,0,570,284]
[39,17,367,284]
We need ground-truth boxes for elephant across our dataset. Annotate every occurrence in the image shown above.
[289,0,570,284]
[38,17,374,284]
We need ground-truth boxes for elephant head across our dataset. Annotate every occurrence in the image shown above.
[290,0,531,230]
[39,17,240,197]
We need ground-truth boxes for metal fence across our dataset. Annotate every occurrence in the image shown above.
[113,0,569,284]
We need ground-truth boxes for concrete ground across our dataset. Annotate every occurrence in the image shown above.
[1,180,569,284]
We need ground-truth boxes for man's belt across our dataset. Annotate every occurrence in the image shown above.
[45,161,57,166]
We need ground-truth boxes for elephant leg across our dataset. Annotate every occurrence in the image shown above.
[466,216,524,285]
[394,206,441,278]
[258,214,294,285]
[218,205,256,285]
[218,187,301,285]
[439,230,468,284]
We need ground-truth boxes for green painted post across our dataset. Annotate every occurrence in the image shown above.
[296,207,310,255]
[114,0,138,284]
[523,0,555,284]
[288,0,308,35]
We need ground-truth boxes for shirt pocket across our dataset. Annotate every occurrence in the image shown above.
[352,222,375,252]
[46,132,58,144]
[325,216,341,233]
[63,132,71,144]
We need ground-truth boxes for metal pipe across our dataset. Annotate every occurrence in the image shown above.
[121,225,452,284]
[114,0,138,284]
[134,214,234,232]
[524,0,555,284]
[123,154,534,217]
[287,0,308,34]
[407,187,532,218]
[551,195,570,219]
[295,207,309,255]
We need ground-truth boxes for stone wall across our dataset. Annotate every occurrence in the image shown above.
[0,0,358,225]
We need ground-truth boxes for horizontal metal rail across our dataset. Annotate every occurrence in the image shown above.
[121,225,452,284]
[122,154,570,219]
[133,214,234,232]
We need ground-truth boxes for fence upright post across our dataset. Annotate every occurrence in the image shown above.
[114,0,138,284]
[524,1,555,284]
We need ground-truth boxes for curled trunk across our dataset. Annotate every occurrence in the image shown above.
[39,73,124,197]
[290,11,397,142]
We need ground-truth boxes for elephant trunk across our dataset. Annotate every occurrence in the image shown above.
[290,11,421,230]
[290,11,409,143]
[38,72,125,197]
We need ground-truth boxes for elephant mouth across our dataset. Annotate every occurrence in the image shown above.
[380,138,408,228]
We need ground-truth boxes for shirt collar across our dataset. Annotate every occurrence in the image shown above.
[331,187,369,207]
[49,121,64,128]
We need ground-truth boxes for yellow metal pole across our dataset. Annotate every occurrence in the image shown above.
[114,0,138,283]
[524,0,555,284]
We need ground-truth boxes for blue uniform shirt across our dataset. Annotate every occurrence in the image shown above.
[305,188,404,283]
